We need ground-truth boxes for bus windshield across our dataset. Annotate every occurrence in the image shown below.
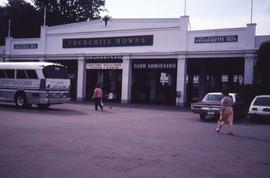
[42,65,69,79]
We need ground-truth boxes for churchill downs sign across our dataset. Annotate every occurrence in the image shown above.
[194,35,238,43]
[63,35,153,48]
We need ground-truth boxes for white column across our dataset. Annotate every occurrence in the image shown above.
[76,57,86,101]
[40,26,47,55]
[179,16,189,51]
[4,37,12,61]
[246,23,256,49]
[244,54,256,85]
[121,56,131,104]
[176,55,187,106]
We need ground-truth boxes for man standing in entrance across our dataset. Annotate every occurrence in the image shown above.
[92,84,103,111]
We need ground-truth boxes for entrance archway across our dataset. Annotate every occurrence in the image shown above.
[186,58,244,105]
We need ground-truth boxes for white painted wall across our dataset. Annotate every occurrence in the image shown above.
[4,18,260,57]
[187,27,251,51]
[46,18,180,35]
[45,28,182,55]
[8,38,42,55]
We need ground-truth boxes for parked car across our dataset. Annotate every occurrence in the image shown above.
[248,95,270,122]
[191,92,245,121]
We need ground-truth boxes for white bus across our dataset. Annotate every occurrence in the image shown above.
[0,62,71,109]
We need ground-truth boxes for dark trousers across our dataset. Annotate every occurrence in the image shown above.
[94,97,103,111]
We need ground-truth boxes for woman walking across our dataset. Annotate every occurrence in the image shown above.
[92,84,103,111]
[215,90,234,135]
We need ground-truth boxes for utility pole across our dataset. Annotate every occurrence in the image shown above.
[184,0,187,16]
[8,19,11,37]
[43,6,47,26]
[250,0,253,23]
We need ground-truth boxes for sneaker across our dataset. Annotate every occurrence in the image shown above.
[215,128,220,133]
[228,132,234,136]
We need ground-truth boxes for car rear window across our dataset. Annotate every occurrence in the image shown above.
[205,94,224,101]
[253,97,270,106]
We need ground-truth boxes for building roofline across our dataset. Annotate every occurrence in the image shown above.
[45,18,181,29]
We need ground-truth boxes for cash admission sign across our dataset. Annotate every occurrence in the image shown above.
[63,35,153,48]
[194,35,238,43]
[133,63,176,70]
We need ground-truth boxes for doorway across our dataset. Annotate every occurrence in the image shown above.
[86,70,122,102]
[131,59,177,105]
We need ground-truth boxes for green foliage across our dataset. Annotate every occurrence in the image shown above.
[256,41,270,88]
[237,84,266,104]
[0,0,40,45]
[33,0,105,26]
[0,6,8,45]
[0,0,106,45]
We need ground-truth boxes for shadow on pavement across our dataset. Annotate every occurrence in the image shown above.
[0,103,88,116]
[218,132,270,143]
[75,101,190,112]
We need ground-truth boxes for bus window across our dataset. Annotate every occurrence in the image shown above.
[5,70,15,78]
[0,70,6,78]
[26,70,38,79]
[0,62,70,109]
[17,70,27,79]
[43,66,68,79]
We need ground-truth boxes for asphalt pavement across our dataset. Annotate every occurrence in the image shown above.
[0,102,270,178]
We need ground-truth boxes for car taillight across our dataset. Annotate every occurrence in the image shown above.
[40,79,46,89]
[252,107,258,111]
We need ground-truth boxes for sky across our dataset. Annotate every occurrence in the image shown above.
[1,0,269,35]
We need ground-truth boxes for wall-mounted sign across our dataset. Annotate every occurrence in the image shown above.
[160,73,169,86]
[86,63,122,70]
[14,43,38,49]
[194,35,238,43]
[63,35,153,48]
[133,63,176,70]
[87,56,122,60]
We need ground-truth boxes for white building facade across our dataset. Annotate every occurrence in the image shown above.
[1,16,269,106]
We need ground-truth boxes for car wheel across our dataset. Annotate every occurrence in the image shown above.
[200,114,206,121]
[15,93,27,108]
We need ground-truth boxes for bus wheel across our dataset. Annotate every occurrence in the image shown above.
[37,104,50,109]
[15,93,27,108]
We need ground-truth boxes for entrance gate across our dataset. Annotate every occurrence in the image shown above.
[186,58,244,105]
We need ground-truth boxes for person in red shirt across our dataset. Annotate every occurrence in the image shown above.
[92,83,103,111]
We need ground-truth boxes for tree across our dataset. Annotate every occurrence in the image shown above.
[0,0,106,45]
[256,41,270,90]
[32,0,105,26]
[0,0,40,45]
[0,5,8,45]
